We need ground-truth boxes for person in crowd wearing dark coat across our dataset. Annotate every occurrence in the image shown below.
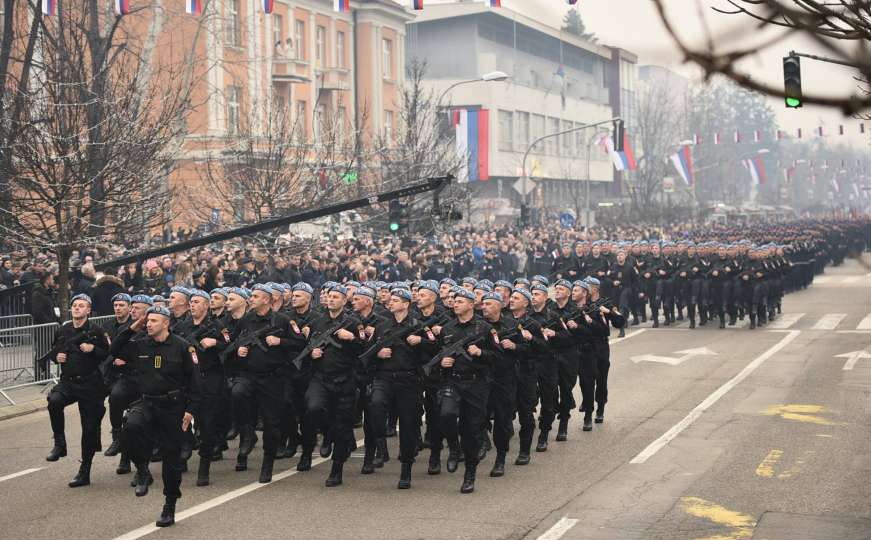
[31,272,59,325]
[91,274,126,317]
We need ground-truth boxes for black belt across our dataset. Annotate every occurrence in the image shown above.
[377,370,418,380]
[60,371,100,383]
[142,390,183,401]
[449,371,480,382]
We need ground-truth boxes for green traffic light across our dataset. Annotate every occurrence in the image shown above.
[785,96,802,108]
[390,222,400,232]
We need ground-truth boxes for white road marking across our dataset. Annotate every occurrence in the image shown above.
[629,330,800,465]
[767,312,805,329]
[836,350,871,371]
[844,276,861,284]
[609,328,646,345]
[536,517,580,540]
[113,438,367,540]
[857,314,871,331]
[814,276,833,284]
[811,313,847,330]
[0,467,43,483]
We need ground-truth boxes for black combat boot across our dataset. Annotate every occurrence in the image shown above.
[155,497,176,528]
[718,315,726,329]
[535,430,549,452]
[134,466,153,497]
[235,454,247,472]
[749,314,757,330]
[296,452,312,472]
[632,314,640,326]
[689,317,696,329]
[460,464,477,494]
[319,434,332,459]
[515,440,531,466]
[489,452,506,477]
[274,436,290,459]
[556,418,569,441]
[595,404,605,424]
[652,316,659,328]
[238,425,256,456]
[196,457,211,487]
[583,413,593,432]
[361,445,375,474]
[68,456,92,488]
[699,309,707,326]
[663,311,671,326]
[618,327,626,338]
[446,444,461,473]
[325,460,344,487]
[46,434,67,462]
[676,309,684,321]
[259,457,274,483]
[116,454,132,474]
[225,423,238,441]
[397,462,412,489]
[104,429,122,457]
[373,438,389,468]
[728,314,737,326]
[427,452,441,475]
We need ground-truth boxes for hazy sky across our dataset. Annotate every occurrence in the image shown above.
[424,0,869,150]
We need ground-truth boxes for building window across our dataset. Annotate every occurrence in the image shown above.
[384,110,394,141]
[498,110,513,152]
[531,114,544,154]
[336,31,346,68]
[295,20,305,60]
[272,14,283,52]
[546,117,560,155]
[382,39,393,80]
[225,0,240,47]
[516,111,530,151]
[227,85,241,135]
[575,124,587,159]
[561,120,572,156]
[316,25,325,67]
[295,100,306,141]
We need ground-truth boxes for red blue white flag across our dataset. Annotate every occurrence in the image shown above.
[670,145,695,186]
[115,0,129,14]
[410,0,423,9]
[453,109,490,183]
[42,0,56,16]
[186,0,202,15]
[263,0,274,13]
[488,0,501,7]
[741,157,766,185]
[334,0,350,12]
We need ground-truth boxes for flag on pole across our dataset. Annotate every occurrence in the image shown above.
[861,123,866,134]
[741,157,766,185]
[822,159,829,169]
[410,0,423,9]
[692,134,700,145]
[263,0,274,13]
[115,0,130,14]
[453,108,490,182]
[604,133,636,171]
[753,130,760,143]
[42,0,56,15]
[733,131,741,143]
[487,0,501,6]
[797,128,802,139]
[816,126,824,137]
[839,125,844,136]
[713,133,720,145]
[334,0,350,12]
[669,145,695,186]
[185,0,202,15]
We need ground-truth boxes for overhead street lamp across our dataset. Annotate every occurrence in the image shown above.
[437,70,509,106]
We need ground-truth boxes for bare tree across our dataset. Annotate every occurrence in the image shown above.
[0,2,200,311]
[649,0,871,117]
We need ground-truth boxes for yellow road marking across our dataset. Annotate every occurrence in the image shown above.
[679,497,756,539]
[762,404,847,426]
[755,449,783,478]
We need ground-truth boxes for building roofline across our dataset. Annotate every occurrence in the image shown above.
[407,3,614,60]
[357,0,417,21]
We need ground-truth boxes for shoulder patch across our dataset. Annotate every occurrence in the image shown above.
[188,346,199,364]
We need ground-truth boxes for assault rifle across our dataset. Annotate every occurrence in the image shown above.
[38,327,105,366]
[358,322,435,369]
[422,330,491,377]
[292,318,361,370]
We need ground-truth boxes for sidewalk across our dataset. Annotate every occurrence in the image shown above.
[0,382,51,421]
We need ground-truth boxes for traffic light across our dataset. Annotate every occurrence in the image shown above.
[388,200,402,232]
[613,120,625,152]
[519,203,529,227]
[783,55,802,108]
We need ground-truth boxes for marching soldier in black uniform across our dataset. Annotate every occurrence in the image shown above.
[550,279,579,441]
[350,286,385,473]
[414,280,450,474]
[103,293,133,459]
[530,284,558,452]
[44,294,110,489]
[112,306,200,527]
[480,291,515,477]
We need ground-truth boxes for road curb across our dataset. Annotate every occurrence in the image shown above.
[0,401,46,422]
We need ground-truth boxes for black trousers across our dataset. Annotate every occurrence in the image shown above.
[438,378,489,467]
[108,376,140,432]
[490,371,517,454]
[370,372,421,463]
[194,370,226,460]
[515,367,538,448]
[303,372,356,463]
[577,348,597,415]
[48,374,106,456]
[231,372,283,459]
[280,369,310,448]
[422,379,443,458]
[122,397,185,499]
[355,373,375,455]
[536,356,558,431]
[555,349,578,421]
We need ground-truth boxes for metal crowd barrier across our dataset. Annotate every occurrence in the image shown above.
[0,314,116,405]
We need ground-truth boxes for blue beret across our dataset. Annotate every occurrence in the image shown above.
[346,280,361,288]
[292,283,314,295]
[146,306,171,318]
[513,288,533,304]
[495,280,513,290]
[482,291,504,304]
[474,283,493,292]
[190,289,210,301]
[554,279,573,290]
[584,277,601,287]
[321,281,337,291]
[391,282,411,291]
[461,277,478,286]
[252,283,274,296]
[513,278,530,287]
[362,281,377,289]
[390,288,412,301]
[170,286,191,297]
[210,288,228,298]
[354,286,376,299]
[532,275,550,286]
[330,284,348,296]
[376,281,390,291]
[418,280,439,295]
[478,279,494,289]
[572,280,586,289]
[453,288,475,301]
[577,281,591,291]
[440,278,457,287]
[531,284,549,294]
[131,294,153,305]
[70,293,92,306]
[228,287,250,299]
[111,293,132,304]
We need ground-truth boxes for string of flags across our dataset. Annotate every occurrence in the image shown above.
[689,123,866,145]
[669,145,695,186]
[741,157,766,186]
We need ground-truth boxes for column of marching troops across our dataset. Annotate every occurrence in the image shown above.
[38,228,862,528]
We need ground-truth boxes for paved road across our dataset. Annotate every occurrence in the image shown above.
[2,259,871,540]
